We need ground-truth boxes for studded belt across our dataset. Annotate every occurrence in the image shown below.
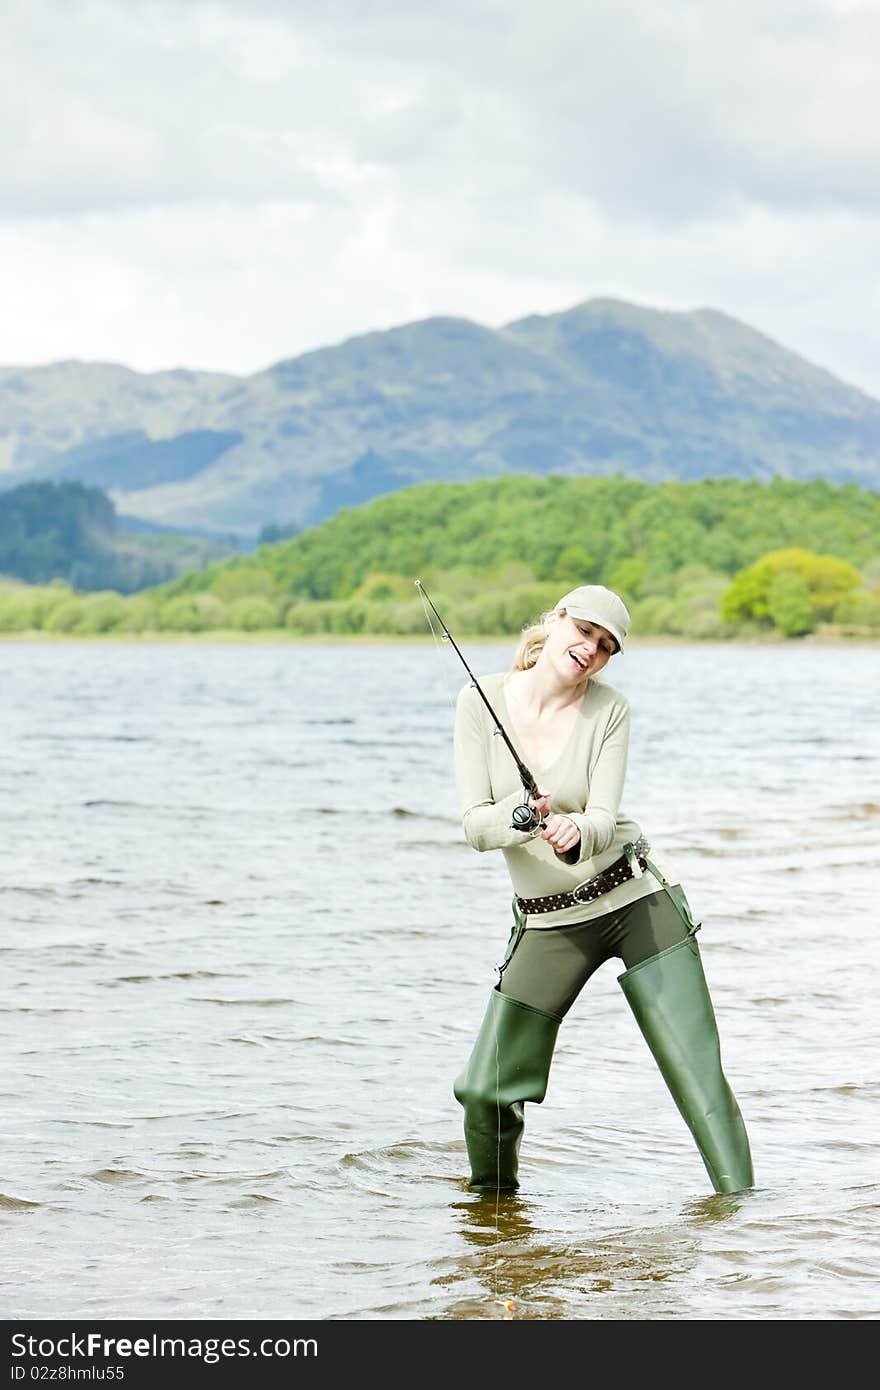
[515,836,652,916]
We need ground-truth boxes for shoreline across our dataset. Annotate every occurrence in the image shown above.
[1,627,877,646]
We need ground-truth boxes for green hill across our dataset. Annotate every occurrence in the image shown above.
[4,475,875,642]
[161,471,880,598]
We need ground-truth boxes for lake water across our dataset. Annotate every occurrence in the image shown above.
[1,638,878,1322]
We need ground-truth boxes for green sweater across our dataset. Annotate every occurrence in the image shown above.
[453,673,677,927]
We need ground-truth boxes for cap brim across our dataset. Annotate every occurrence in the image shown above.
[563,607,625,651]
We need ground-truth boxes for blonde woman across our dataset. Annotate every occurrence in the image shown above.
[452,585,753,1195]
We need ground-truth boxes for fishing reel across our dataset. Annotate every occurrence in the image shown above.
[511,798,543,833]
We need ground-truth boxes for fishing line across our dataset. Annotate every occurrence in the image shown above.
[415,581,465,716]
[415,577,523,1318]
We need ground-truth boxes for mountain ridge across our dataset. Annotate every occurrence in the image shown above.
[1,298,878,538]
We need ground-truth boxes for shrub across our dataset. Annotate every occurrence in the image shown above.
[767,572,815,637]
[370,599,432,636]
[192,593,228,629]
[722,547,861,629]
[285,599,367,634]
[122,598,160,633]
[44,598,87,632]
[833,589,880,629]
[158,596,203,631]
[74,592,131,634]
[226,596,282,631]
[0,583,75,631]
[457,584,559,636]
[630,596,677,635]
[0,590,37,631]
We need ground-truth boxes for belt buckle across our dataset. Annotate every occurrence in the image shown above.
[571,877,596,904]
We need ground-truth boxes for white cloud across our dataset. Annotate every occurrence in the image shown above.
[0,0,878,396]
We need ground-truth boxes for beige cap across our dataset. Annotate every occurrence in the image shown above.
[555,585,630,652]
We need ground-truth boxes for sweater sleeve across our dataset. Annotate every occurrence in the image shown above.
[558,696,631,865]
[453,683,542,852]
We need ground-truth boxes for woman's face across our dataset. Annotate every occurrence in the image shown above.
[543,609,616,680]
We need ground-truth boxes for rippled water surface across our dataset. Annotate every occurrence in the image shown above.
[1,639,879,1321]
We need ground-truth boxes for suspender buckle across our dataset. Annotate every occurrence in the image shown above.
[624,842,644,879]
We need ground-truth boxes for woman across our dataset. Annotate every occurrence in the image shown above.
[452,585,754,1196]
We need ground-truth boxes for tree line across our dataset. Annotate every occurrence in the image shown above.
[1,474,878,639]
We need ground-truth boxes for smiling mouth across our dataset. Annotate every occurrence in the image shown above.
[570,652,589,670]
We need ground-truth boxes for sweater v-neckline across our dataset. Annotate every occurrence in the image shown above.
[496,677,593,777]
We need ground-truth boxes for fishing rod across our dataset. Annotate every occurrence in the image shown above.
[415,579,544,832]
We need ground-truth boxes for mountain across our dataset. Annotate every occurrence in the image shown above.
[1,299,878,539]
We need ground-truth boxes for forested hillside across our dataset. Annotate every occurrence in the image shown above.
[0,481,237,592]
[2,475,878,640]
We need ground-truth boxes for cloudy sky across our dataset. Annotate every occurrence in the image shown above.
[3,0,879,393]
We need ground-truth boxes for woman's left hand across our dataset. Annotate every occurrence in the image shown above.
[541,815,581,855]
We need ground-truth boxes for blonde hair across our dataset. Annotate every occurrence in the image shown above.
[512,608,559,671]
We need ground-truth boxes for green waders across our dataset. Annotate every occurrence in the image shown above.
[453,988,562,1192]
[618,933,754,1193]
[454,878,754,1195]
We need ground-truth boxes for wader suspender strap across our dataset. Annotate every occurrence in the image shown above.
[496,897,527,978]
[645,858,701,936]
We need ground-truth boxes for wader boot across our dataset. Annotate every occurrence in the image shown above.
[618,934,754,1194]
[453,988,562,1192]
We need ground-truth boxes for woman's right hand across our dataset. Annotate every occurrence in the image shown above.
[528,787,552,821]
